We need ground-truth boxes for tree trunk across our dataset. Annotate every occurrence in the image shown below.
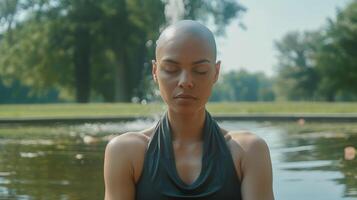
[114,53,130,102]
[113,0,131,102]
[74,26,91,103]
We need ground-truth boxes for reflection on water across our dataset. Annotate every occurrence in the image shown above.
[0,120,356,200]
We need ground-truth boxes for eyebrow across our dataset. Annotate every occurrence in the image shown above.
[192,59,211,65]
[161,59,211,65]
[162,59,179,65]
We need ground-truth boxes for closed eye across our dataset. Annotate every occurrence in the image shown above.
[162,65,179,73]
[193,66,209,75]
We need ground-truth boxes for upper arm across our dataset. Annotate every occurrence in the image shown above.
[104,134,136,200]
[239,134,274,200]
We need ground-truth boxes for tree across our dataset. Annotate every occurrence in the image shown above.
[0,0,165,102]
[274,31,320,101]
[0,0,246,103]
[274,0,357,102]
[210,70,275,102]
[315,0,357,101]
[0,0,20,43]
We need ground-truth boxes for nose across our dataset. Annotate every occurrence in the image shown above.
[178,70,194,89]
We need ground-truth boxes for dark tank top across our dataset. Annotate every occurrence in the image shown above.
[135,111,242,200]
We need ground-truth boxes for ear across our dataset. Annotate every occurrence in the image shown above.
[152,60,158,83]
[213,60,221,83]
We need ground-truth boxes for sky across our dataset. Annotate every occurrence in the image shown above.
[216,0,353,76]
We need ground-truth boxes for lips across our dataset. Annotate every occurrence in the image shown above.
[174,94,197,99]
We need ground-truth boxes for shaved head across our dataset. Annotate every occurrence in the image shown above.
[151,20,221,113]
[155,20,217,61]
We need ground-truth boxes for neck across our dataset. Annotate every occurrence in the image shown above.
[167,107,206,144]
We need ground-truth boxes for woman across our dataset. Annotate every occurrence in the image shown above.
[104,20,274,200]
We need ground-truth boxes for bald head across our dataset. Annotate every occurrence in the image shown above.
[155,20,217,61]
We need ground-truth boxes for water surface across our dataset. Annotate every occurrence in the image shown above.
[0,120,356,199]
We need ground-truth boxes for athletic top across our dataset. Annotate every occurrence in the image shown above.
[135,111,242,200]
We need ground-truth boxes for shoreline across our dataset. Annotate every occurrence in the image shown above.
[1,113,357,124]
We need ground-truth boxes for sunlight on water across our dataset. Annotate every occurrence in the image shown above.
[0,120,356,199]
[73,119,156,135]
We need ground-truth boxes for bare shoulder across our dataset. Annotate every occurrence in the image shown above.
[227,130,274,199]
[219,128,270,185]
[104,127,154,175]
[230,131,267,146]
[104,127,155,200]
[228,130,269,153]
[106,130,150,153]
[225,130,272,176]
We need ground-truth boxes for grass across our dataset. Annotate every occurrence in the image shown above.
[0,102,357,118]
[0,103,165,118]
[207,102,357,114]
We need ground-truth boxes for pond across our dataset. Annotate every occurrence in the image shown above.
[0,119,356,200]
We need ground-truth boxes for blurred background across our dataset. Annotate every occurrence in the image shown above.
[1,0,356,104]
[0,0,357,200]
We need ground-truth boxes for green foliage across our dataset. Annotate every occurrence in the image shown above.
[0,79,61,103]
[0,0,245,103]
[274,31,320,101]
[274,0,357,101]
[315,0,357,101]
[0,17,74,99]
[210,70,275,102]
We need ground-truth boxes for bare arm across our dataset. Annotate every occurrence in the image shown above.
[240,135,274,200]
[104,134,136,200]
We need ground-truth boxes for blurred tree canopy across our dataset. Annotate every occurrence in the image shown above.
[274,0,357,101]
[0,0,246,103]
[316,0,357,101]
[210,70,275,102]
[274,31,320,101]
